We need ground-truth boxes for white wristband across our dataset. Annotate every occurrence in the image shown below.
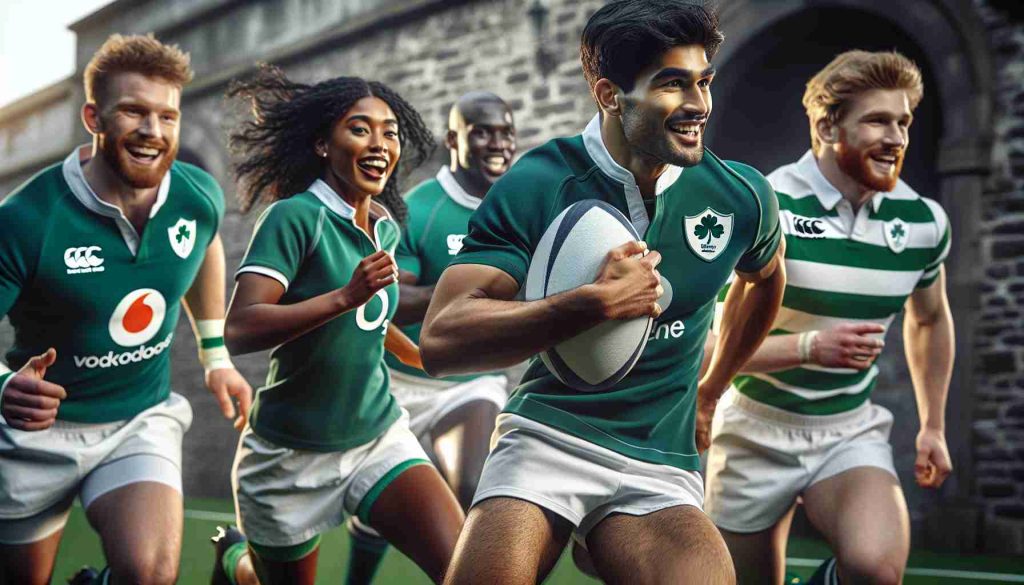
[196,319,234,372]
[797,331,818,364]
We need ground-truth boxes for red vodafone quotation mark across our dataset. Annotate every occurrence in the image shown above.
[108,289,167,347]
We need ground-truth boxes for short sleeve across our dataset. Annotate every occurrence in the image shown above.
[395,225,421,278]
[178,162,226,237]
[0,203,36,318]
[917,198,951,289]
[728,162,781,274]
[447,163,549,286]
[236,201,310,290]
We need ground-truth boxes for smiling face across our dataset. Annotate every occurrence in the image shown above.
[619,44,714,168]
[320,96,401,201]
[830,88,912,192]
[88,72,182,189]
[448,99,516,189]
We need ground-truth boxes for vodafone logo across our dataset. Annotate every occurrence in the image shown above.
[64,246,105,274]
[356,289,390,334]
[108,289,167,347]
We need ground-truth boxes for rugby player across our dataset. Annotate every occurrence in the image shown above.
[212,67,463,585]
[0,34,252,585]
[705,51,954,585]
[420,2,786,583]
[344,91,517,584]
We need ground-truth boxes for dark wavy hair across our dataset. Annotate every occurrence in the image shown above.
[228,65,434,221]
[581,1,724,93]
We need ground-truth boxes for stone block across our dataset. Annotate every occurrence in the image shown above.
[992,238,1024,259]
[978,350,1018,373]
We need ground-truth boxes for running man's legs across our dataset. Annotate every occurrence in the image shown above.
[430,399,501,510]
[719,504,797,585]
[0,524,66,585]
[803,467,909,585]
[443,497,572,585]
[587,505,734,585]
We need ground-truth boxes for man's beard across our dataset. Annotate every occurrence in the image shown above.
[622,104,705,168]
[99,131,177,189]
[835,136,904,192]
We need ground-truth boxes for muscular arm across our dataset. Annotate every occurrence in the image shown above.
[420,241,662,378]
[905,266,955,487]
[226,250,396,355]
[695,243,786,451]
[182,235,228,322]
[392,270,435,326]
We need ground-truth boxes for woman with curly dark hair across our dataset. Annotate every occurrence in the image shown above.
[212,66,463,585]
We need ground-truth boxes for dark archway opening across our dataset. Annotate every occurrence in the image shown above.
[706,7,942,199]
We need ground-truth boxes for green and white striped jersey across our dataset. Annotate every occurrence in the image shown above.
[720,150,950,415]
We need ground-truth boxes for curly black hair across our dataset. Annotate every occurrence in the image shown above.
[228,65,434,222]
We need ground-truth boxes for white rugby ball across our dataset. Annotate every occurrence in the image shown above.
[524,199,653,392]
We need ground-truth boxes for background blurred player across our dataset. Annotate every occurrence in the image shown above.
[213,67,464,585]
[420,2,787,583]
[0,34,252,585]
[344,90,517,585]
[705,50,954,585]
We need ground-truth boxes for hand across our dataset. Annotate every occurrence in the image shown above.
[811,323,886,369]
[206,368,253,430]
[1,348,66,431]
[915,427,952,488]
[591,241,663,321]
[694,388,720,453]
[341,250,397,309]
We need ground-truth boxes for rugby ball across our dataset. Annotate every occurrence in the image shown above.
[524,199,653,392]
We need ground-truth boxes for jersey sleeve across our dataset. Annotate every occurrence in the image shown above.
[0,201,39,318]
[178,162,226,238]
[728,162,782,274]
[395,224,421,279]
[917,198,951,289]
[447,160,554,286]
[236,201,311,290]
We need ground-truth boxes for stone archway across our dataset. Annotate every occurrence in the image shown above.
[708,0,993,549]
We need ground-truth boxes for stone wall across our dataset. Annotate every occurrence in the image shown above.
[972,0,1024,556]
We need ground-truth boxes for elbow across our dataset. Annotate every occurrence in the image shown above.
[224,317,250,355]
[419,326,456,378]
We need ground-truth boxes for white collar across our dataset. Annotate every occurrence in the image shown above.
[436,166,483,210]
[307,178,394,225]
[61,145,172,255]
[796,149,886,213]
[582,114,683,234]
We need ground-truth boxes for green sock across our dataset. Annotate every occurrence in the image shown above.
[221,541,249,585]
[345,522,389,585]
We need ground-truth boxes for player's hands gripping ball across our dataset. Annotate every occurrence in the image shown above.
[593,240,664,320]
[341,250,398,308]
[206,368,253,430]
[1,348,66,431]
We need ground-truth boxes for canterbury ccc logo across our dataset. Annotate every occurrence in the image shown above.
[108,289,167,347]
[64,246,105,274]
[793,217,826,238]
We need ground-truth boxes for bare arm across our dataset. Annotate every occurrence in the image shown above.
[695,242,786,452]
[420,241,662,377]
[392,270,435,326]
[226,250,396,355]
[181,235,253,429]
[736,323,886,374]
[904,266,955,488]
[385,323,423,370]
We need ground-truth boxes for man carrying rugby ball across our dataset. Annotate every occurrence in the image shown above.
[421,2,786,583]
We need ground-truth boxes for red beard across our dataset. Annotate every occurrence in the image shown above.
[835,135,903,192]
[99,131,177,189]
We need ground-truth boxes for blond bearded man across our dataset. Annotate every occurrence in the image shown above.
[706,51,954,585]
[0,35,251,584]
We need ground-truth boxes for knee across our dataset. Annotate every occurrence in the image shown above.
[838,550,904,585]
[110,554,179,585]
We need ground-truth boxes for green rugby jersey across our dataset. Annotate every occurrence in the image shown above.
[722,150,950,415]
[449,115,781,470]
[386,167,489,383]
[0,147,224,422]
[237,179,402,452]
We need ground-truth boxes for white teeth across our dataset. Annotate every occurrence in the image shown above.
[361,159,387,169]
[127,146,159,157]
[670,125,700,136]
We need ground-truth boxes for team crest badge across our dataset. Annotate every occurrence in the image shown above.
[684,208,733,262]
[168,218,197,259]
[883,218,910,254]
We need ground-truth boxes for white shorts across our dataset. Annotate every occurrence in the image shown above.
[233,410,431,548]
[0,393,192,544]
[705,390,896,533]
[473,413,704,543]
[389,370,507,448]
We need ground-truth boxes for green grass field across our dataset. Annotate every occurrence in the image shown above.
[49,498,1024,584]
